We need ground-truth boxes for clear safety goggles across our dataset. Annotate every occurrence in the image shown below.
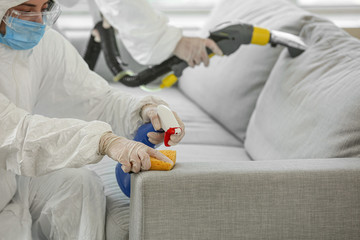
[2,1,61,31]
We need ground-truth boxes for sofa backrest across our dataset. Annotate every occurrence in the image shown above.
[179,0,313,145]
[245,17,360,160]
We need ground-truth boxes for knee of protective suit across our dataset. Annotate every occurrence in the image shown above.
[63,168,104,193]
[31,168,106,240]
[49,168,105,205]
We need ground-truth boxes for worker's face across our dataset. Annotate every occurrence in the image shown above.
[0,0,50,35]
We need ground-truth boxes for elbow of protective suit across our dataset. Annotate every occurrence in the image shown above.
[17,117,112,177]
[122,26,182,65]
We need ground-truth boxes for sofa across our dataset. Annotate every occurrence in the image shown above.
[83,0,360,239]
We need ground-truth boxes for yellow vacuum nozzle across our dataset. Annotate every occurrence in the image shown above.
[160,74,178,89]
[251,27,271,45]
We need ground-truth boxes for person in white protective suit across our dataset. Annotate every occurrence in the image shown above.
[58,0,223,67]
[0,0,185,239]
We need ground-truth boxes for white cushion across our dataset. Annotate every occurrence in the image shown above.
[179,0,313,143]
[245,18,360,160]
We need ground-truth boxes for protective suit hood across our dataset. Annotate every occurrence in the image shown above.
[0,0,25,20]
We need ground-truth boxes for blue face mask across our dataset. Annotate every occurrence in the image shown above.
[0,17,46,50]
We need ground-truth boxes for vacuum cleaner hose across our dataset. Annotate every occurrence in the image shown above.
[115,56,185,87]
[83,33,102,70]
[94,21,124,76]
[94,20,187,87]
[89,20,306,88]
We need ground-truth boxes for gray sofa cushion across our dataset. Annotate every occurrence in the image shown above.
[179,0,312,144]
[111,84,242,147]
[245,18,360,160]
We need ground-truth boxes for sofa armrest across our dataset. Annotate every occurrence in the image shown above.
[129,158,360,240]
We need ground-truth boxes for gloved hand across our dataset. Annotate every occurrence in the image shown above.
[141,104,185,146]
[99,132,173,173]
[173,36,223,67]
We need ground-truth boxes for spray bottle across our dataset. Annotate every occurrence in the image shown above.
[115,105,181,197]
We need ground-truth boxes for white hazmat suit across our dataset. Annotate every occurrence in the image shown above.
[0,0,165,239]
[59,0,182,65]
[93,0,182,64]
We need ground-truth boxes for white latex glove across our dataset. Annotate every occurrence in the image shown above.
[173,36,223,67]
[99,132,173,173]
[141,104,185,146]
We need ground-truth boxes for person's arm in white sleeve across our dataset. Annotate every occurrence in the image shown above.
[33,29,166,139]
[31,30,184,173]
[93,0,223,66]
[94,0,181,65]
[0,92,111,177]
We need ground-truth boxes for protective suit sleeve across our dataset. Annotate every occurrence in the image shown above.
[33,29,165,140]
[94,0,182,65]
[0,92,111,177]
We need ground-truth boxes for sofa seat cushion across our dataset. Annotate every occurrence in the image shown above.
[171,144,251,162]
[179,0,313,144]
[87,145,250,239]
[111,84,242,147]
[245,18,360,160]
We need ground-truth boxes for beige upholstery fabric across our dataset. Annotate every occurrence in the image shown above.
[130,158,360,240]
[246,18,360,160]
[179,0,313,143]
